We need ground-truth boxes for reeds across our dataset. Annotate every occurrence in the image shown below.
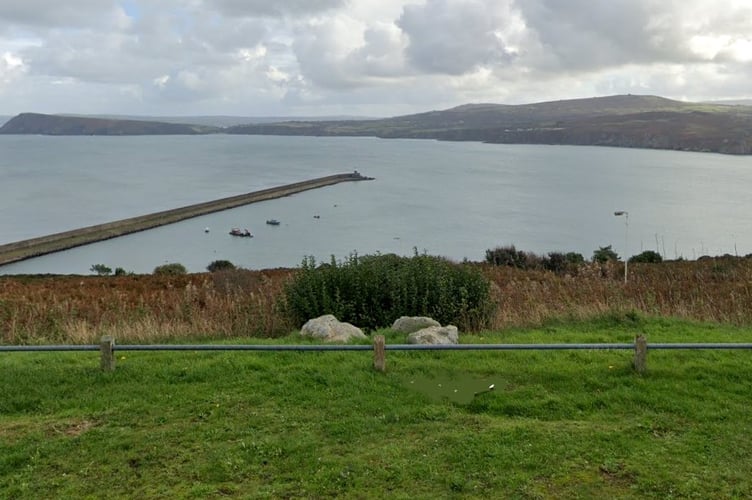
[1,256,751,344]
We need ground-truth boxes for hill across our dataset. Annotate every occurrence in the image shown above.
[58,114,374,127]
[225,95,752,154]
[2,95,752,154]
[0,113,220,135]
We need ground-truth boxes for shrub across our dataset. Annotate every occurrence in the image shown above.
[207,260,236,272]
[90,264,112,276]
[153,263,187,276]
[114,267,129,276]
[541,251,584,274]
[592,245,619,263]
[485,245,529,268]
[283,252,494,331]
[629,250,663,264]
[566,252,585,265]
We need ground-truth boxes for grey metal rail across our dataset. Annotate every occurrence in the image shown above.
[3,342,752,352]
[1,345,100,352]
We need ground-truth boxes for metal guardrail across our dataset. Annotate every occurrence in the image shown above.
[3,342,752,352]
[3,337,752,373]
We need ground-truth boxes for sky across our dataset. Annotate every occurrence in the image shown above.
[1,0,751,117]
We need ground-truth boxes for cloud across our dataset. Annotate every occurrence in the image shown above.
[293,16,407,89]
[0,50,25,85]
[203,0,345,18]
[397,0,519,75]
[1,0,752,116]
[516,0,752,71]
[0,0,124,30]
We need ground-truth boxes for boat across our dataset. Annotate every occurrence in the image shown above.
[265,219,281,226]
[229,228,253,237]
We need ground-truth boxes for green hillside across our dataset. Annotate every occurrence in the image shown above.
[0,113,220,135]
[3,95,752,154]
[225,95,752,154]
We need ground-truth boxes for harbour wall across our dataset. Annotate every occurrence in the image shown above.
[0,172,371,266]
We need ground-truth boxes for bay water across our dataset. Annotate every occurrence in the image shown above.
[1,134,750,274]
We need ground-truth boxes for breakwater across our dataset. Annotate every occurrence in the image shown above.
[0,172,372,266]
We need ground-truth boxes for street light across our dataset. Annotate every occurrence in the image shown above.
[614,211,628,283]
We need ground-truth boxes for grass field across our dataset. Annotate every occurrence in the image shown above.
[2,315,752,498]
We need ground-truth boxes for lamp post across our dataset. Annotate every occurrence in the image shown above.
[614,211,628,283]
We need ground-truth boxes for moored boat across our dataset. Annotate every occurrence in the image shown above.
[229,228,253,237]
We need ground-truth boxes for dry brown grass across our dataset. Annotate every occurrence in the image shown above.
[0,269,296,344]
[486,257,752,328]
[2,256,751,344]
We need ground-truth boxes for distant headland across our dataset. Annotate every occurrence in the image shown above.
[2,94,751,155]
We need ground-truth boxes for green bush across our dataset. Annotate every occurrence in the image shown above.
[207,260,236,272]
[153,263,187,276]
[541,251,584,274]
[283,252,493,331]
[592,245,619,263]
[629,250,663,263]
[486,246,585,274]
[90,264,112,276]
[485,245,529,268]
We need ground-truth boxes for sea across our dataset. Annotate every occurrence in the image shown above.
[1,134,751,275]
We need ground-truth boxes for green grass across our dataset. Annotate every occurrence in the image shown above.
[2,316,752,498]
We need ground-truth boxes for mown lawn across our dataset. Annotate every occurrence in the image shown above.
[2,315,752,498]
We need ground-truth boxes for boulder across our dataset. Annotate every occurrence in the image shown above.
[407,325,459,345]
[391,316,440,334]
[300,314,366,343]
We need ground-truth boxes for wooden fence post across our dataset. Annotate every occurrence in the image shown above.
[373,335,386,373]
[633,334,647,374]
[100,335,115,372]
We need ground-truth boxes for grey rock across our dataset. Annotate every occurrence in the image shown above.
[407,325,459,345]
[300,314,366,343]
[391,316,441,334]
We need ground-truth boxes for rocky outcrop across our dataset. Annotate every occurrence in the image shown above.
[407,325,459,345]
[300,314,367,343]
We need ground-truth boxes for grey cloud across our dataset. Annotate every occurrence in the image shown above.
[17,6,270,86]
[21,29,189,84]
[515,0,752,72]
[203,0,345,18]
[345,25,406,78]
[2,0,752,117]
[279,74,460,117]
[396,0,518,75]
[0,0,119,29]
[194,18,268,52]
[293,19,407,90]
[292,22,357,89]
[595,62,752,101]
[515,0,687,70]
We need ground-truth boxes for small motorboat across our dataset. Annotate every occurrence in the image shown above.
[229,228,253,237]
[266,219,281,226]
